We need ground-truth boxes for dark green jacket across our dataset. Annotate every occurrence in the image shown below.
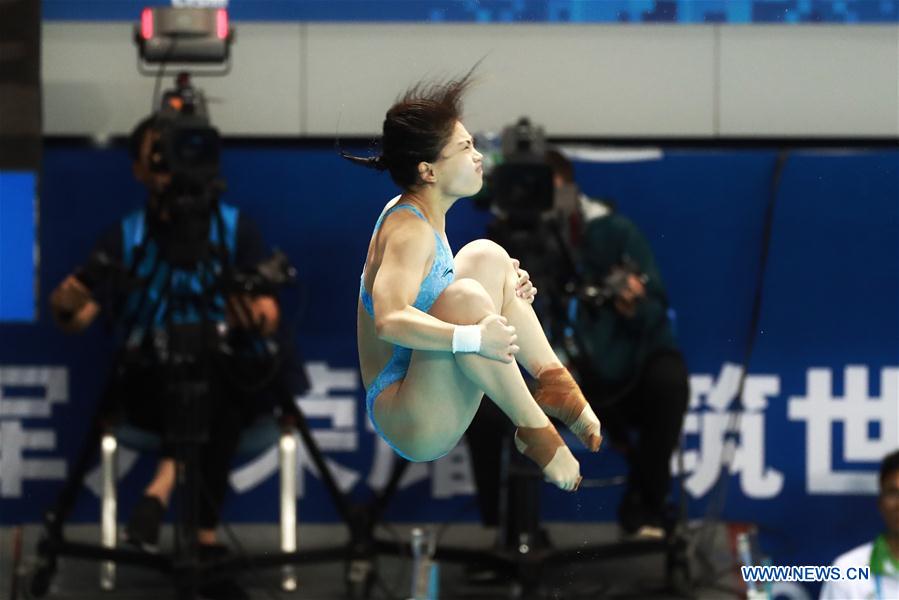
[576,205,677,394]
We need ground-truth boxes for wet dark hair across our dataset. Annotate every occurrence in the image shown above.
[545,148,574,183]
[129,114,159,162]
[343,68,476,190]
[881,449,899,488]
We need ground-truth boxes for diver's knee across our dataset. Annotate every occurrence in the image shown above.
[400,449,434,463]
[455,239,510,265]
[397,431,456,463]
[431,278,495,323]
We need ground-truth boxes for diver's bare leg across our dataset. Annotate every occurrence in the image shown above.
[453,240,602,452]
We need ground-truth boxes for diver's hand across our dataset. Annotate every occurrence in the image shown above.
[511,258,536,304]
[477,314,519,363]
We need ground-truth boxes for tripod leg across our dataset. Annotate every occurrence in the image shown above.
[46,392,114,532]
[29,536,57,598]
[31,388,117,599]
[99,433,118,590]
[279,429,298,591]
[666,530,693,597]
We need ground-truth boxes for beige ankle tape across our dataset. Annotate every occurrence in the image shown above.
[534,367,587,424]
[514,423,565,469]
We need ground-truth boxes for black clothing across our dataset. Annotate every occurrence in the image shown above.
[94,207,290,529]
[603,350,689,526]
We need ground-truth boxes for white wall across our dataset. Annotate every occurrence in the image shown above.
[42,22,899,138]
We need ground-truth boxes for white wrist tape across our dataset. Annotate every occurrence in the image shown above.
[452,325,482,354]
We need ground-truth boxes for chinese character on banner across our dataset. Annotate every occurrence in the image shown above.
[788,366,899,495]
[673,362,784,499]
[0,367,69,498]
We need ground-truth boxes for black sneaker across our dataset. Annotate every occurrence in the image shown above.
[124,495,164,553]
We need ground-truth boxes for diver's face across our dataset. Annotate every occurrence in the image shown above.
[433,121,483,198]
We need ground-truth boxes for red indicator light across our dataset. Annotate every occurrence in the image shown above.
[141,8,154,40]
[216,9,228,41]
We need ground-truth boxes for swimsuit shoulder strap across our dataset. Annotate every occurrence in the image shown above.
[375,203,428,229]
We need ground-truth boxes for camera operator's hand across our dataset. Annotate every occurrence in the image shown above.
[477,314,519,363]
[49,275,100,333]
[511,258,537,304]
[226,294,279,336]
[613,272,646,318]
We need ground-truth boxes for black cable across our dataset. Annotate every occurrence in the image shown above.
[151,37,178,113]
[691,150,791,587]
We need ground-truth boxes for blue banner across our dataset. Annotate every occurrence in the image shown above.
[0,143,897,598]
[0,171,37,322]
[43,0,899,23]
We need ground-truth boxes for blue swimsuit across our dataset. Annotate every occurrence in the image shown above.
[360,203,455,459]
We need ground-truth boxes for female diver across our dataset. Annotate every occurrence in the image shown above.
[346,72,601,491]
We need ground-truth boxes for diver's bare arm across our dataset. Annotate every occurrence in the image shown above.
[376,305,458,350]
[371,219,456,351]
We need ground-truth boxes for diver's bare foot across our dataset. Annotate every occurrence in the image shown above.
[514,423,582,492]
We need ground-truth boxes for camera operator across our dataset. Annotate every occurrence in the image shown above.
[49,113,281,600]
[546,148,688,539]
